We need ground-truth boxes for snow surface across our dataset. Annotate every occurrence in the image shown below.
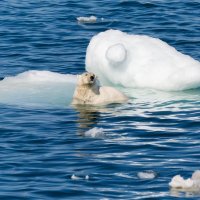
[86,29,200,91]
[0,70,77,107]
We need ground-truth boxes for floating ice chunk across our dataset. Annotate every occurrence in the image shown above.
[84,127,105,138]
[192,170,200,181]
[71,174,90,180]
[169,170,200,191]
[71,174,81,180]
[77,16,97,23]
[0,70,77,107]
[169,175,193,189]
[137,170,157,180]
[86,29,200,91]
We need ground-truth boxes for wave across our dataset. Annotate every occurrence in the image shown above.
[0,70,77,107]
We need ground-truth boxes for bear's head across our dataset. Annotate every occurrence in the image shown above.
[77,72,97,86]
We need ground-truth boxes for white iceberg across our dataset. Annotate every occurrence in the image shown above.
[86,29,200,91]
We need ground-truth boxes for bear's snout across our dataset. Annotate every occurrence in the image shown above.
[90,75,95,81]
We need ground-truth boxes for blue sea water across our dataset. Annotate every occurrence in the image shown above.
[0,0,200,199]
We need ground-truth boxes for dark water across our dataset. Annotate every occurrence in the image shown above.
[0,0,200,199]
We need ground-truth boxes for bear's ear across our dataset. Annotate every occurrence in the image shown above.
[96,78,100,86]
[94,75,98,81]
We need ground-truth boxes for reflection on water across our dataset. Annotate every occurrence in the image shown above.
[72,104,101,134]
[170,188,200,198]
[72,103,126,136]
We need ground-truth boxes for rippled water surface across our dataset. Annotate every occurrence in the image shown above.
[0,0,200,199]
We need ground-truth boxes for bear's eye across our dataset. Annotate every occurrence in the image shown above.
[85,74,88,76]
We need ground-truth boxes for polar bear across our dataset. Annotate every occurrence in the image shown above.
[71,72,128,105]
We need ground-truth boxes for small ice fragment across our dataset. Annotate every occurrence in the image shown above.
[84,127,105,138]
[85,175,89,180]
[77,16,97,23]
[169,175,193,189]
[137,170,156,180]
[71,174,81,180]
[192,170,200,181]
[169,170,200,190]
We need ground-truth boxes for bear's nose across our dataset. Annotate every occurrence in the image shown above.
[90,76,94,81]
